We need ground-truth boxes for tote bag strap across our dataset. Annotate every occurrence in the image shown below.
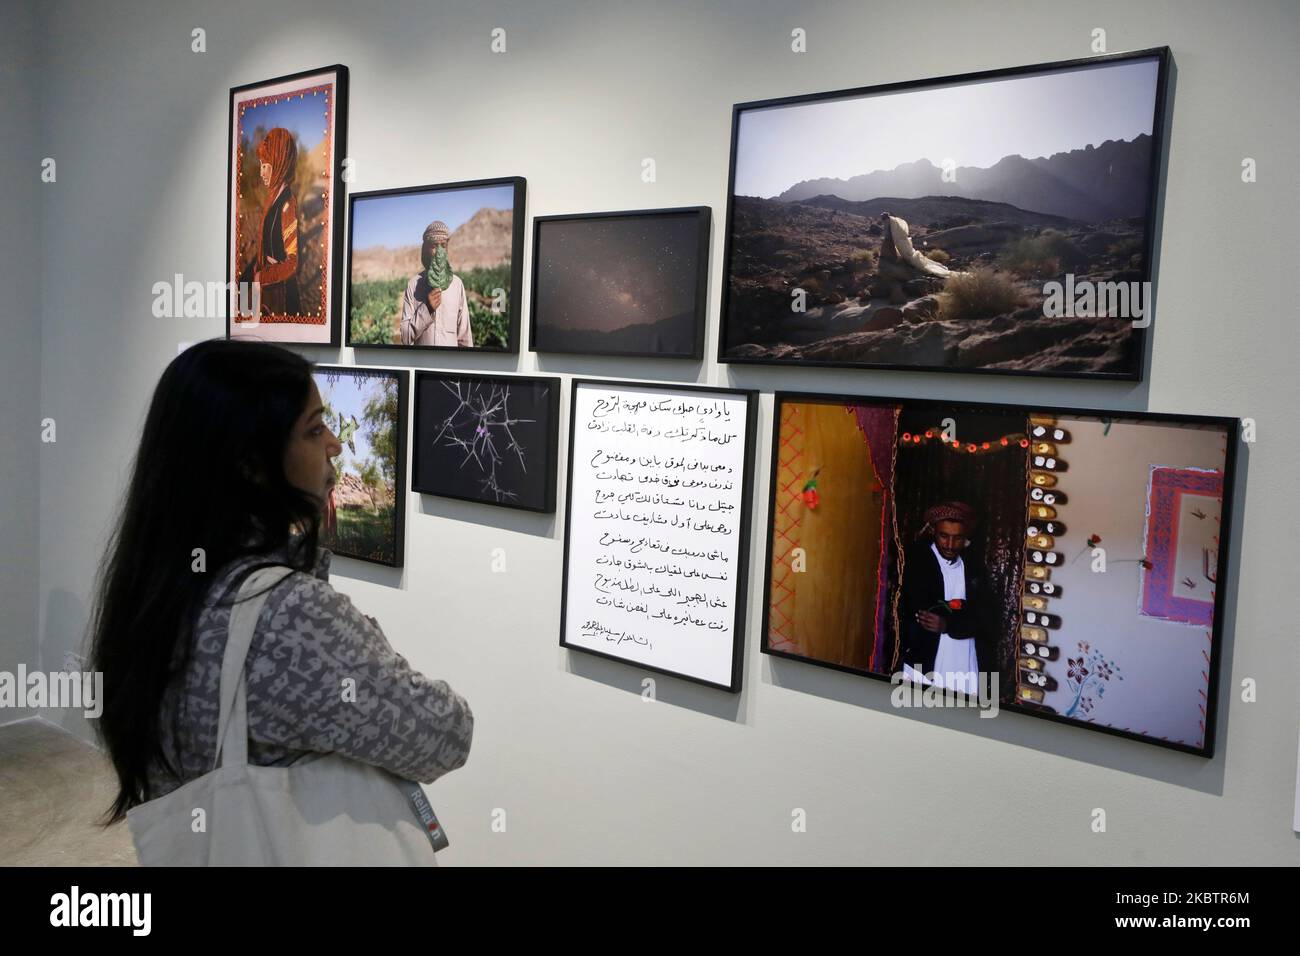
[213,564,296,771]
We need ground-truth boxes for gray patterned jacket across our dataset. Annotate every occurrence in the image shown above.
[147,541,474,800]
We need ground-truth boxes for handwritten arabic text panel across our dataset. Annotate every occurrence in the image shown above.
[563,381,750,686]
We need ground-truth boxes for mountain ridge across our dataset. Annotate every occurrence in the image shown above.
[772,134,1152,223]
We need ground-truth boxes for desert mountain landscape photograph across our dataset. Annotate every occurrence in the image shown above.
[722,51,1166,377]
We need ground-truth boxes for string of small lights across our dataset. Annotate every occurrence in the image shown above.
[898,430,1031,454]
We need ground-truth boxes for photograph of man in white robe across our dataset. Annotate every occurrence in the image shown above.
[399,219,474,347]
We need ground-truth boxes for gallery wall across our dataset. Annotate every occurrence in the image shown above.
[26,0,1300,863]
[0,0,43,725]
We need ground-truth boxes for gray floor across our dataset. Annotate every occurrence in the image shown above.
[0,718,138,865]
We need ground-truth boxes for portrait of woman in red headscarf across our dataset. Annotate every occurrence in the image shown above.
[244,126,302,316]
[228,67,346,344]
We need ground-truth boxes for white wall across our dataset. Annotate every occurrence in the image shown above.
[32,0,1300,863]
[0,0,43,726]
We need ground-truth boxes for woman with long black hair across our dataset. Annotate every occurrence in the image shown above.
[87,339,472,834]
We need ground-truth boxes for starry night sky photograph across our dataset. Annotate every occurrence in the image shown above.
[531,210,706,357]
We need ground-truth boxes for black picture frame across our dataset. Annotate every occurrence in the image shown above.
[411,370,560,513]
[559,377,759,692]
[226,64,348,346]
[529,207,711,360]
[718,47,1172,382]
[344,176,526,352]
[312,364,409,568]
[760,389,1240,758]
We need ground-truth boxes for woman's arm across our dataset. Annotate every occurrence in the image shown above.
[244,574,474,784]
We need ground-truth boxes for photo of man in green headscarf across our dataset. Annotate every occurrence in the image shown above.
[399,220,473,347]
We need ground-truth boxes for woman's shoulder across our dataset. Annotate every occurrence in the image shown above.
[189,547,383,695]
[258,560,363,630]
[235,548,382,646]
[201,542,332,616]
[237,557,395,685]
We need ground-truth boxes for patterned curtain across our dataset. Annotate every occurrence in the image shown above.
[848,403,900,672]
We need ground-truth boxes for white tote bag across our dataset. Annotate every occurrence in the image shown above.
[127,565,440,866]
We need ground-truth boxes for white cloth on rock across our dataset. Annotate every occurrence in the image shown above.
[886,214,956,277]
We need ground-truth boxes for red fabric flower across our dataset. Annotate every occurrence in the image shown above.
[802,488,820,509]
[948,599,963,610]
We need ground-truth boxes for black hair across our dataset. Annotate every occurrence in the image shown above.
[87,339,322,825]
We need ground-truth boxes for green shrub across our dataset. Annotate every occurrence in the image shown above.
[348,264,513,347]
[347,277,406,345]
[1106,237,1143,259]
[1002,231,1086,278]
[461,263,513,348]
[938,268,1025,321]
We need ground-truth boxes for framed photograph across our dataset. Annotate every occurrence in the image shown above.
[311,364,408,567]
[346,177,526,351]
[719,48,1171,380]
[411,370,560,512]
[227,65,348,345]
[560,378,759,691]
[530,207,710,359]
[762,390,1238,756]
